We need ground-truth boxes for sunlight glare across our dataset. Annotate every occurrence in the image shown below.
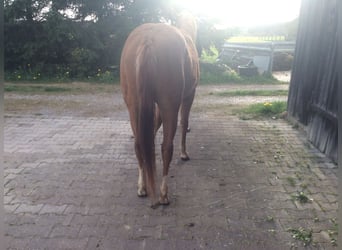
[172,0,301,27]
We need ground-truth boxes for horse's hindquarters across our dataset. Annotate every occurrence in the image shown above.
[120,23,189,207]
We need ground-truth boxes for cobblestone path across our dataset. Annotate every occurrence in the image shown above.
[4,83,337,249]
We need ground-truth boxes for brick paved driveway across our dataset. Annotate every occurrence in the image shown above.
[4,83,337,249]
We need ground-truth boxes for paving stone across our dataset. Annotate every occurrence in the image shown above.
[14,203,44,214]
[49,224,82,238]
[39,204,68,215]
[4,84,337,249]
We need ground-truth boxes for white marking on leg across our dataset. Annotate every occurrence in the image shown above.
[137,167,146,196]
[161,176,168,196]
[159,175,169,205]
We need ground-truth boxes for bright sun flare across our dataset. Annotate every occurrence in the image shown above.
[172,0,301,28]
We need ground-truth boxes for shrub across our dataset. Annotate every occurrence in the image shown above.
[272,52,294,71]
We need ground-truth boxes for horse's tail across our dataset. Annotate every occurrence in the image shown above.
[136,44,157,204]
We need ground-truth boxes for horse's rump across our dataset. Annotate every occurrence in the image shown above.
[121,23,188,103]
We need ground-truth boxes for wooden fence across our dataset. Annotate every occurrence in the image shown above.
[287,0,338,162]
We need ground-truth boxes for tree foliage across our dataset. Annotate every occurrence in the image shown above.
[4,0,227,80]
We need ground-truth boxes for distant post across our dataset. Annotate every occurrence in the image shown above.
[267,43,275,74]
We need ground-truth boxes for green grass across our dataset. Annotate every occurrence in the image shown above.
[328,218,338,246]
[291,191,311,203]
[286,176,296,187]
[200,47,219,64]
[200,70,241,84]
[5,68,120,84]
[211,89,288,97]
[200,71,283,84]
[5,85,71,93]
[240,74,286,84]
[236,101,287,120]
[287,227,313,246]
[265,216,274,222]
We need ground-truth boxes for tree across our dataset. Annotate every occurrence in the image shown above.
[4,0,229,80]
[4,0,51,22]
[196,17,231,57]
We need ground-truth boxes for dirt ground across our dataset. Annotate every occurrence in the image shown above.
[4,76,338,249]
[4,71,292,117]
[273,71,291,82]
[4,80,289,117]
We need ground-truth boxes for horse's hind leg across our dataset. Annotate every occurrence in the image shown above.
[159,110,179,205]
[127,108,147,197]
[135,141,147,197]
[154,105,162,135]
[180,91,195,161]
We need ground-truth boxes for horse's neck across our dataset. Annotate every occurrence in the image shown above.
[176,13,197,43]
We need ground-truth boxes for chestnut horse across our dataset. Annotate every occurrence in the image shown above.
[120,15,199,207]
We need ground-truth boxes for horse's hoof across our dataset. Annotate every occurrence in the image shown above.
[159,196,170,206]
[137,189,147,197]
[150,202,160,209]
[181,154,190,161]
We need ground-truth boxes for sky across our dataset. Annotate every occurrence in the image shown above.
[172,0,302,28]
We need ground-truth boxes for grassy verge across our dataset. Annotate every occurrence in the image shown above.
[200,69,283,85]
[5,85,72,93]
[210,89,288,97]
[235,101,287,120]
[200,70,285,85]
[5,68,120,84]
[4,82,118,94]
